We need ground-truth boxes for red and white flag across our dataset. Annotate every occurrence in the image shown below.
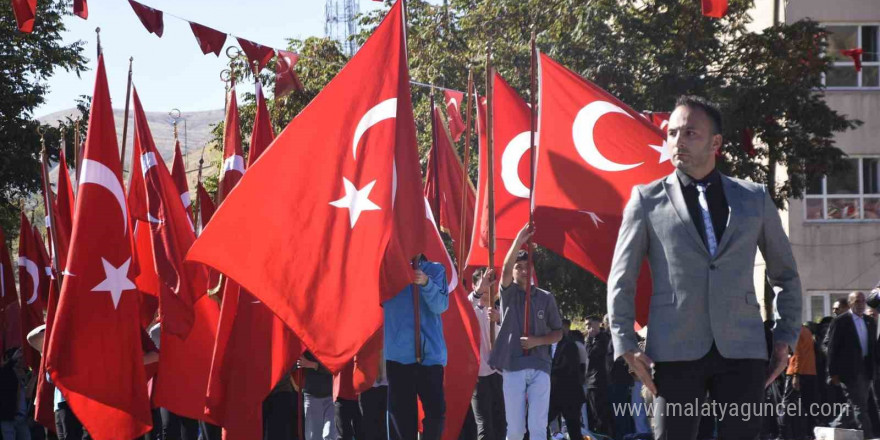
[131,87,207,337]
[237,38,275,72]
[190,22,227,56]
[129,0,163,37]
[187,0,426,372]
[534,54,672,325]
[45,55,152,440]
[216,85,244,206]
[17,214,45,370]
[275,50,303,99]
[0,227,16,312]
[443,90,466,142]
[170,140,193,220]
[50,148,76,271]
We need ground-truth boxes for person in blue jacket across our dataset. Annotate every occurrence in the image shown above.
[383,253,448,440]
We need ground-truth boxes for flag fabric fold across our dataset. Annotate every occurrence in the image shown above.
[11,0,37,33]
[17,214,45,371]
[129,0,164,37]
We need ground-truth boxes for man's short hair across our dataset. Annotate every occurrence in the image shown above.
[675,95,723,135]
[562,318,571,327]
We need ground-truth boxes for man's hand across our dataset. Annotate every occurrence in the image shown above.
[830,375,841,386]
[488,307,500,324]
[765,341,790,389]
[297,357,318,370]
[514,223,535,246]
[413,269,429,286]
[520,336,540,350]
[623,350,657,396]
[475,269,496,296]
[792,374,800,391]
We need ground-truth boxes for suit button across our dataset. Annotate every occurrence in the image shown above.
[709,264,717,270]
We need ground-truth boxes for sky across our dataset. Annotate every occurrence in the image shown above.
[34,0,389,118]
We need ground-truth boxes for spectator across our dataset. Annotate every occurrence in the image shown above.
[780,324,818,440]
[298,351,336,440]
[585,317,613,437]
[549,319,585,440]
[358,353,387,440]
[0,348,30,440]
[469,268,506,440]
[606,314,635,440]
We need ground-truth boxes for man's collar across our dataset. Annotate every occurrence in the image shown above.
[676,168,721,188]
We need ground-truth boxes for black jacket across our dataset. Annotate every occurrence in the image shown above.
[550,336,586,408]
[585,331,609,389]
[825,312,877,383]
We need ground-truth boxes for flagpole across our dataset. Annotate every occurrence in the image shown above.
[486,44,498,350]
[524,30,537,355]
[74,119,81,181]
[429,93,440,224]
[120,57,133,170]
[38,130,62,282]
[457,68,473,278]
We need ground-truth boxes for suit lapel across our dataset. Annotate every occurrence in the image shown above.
[662,173,710,257]
[715,175,742,257]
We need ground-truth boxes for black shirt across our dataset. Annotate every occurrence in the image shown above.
[676,169,729,250]
[302,351,333,398]
[585,331,609,389]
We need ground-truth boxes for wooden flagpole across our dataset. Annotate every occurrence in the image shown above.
[457,69,474,278]
[38,132,62,282]
[524,30,538,355]
[486,44,498,349]
[120,57,134,170]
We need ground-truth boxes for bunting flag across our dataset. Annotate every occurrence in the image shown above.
[237,38,275,72]
[186,0,426,372]
[11,0,37,33]
[216,84,244,206]
[701,0,728,18]
[190,22,227,56]
[73,0,87,19]
[17,213,45,371]
[275,50,304,99]
[131,87,207,337]
[44,54,152,440]
[424,106,475,262]
[129,0,164,37]
[534,53,671,326]
[842,48,864,71]
[0,227,16,311]
[443,90,466,142]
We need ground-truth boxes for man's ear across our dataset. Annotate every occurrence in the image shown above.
[711,133,723,153]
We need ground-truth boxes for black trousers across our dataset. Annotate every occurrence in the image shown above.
[159,408,199,440]
[471,373,506,440]
[780,374,818,440]
[609,383,634,440]
[264,390,298,440]
[587,386,614,436]
[335,398,363,440]
[198,421,221,440]
[652,344,765,440]
[830,373,873,434]
[386,361,445,440]
[549,403,581,440]
[359,386,387,440]
[54,403,91,440]
[458,406,477,440]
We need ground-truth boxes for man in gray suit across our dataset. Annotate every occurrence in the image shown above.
[607,95,802,440]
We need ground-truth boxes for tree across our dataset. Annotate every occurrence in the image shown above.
[354,0,859,319]
[1,0,88,244]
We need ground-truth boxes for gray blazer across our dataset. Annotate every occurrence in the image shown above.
[607,172,802,363]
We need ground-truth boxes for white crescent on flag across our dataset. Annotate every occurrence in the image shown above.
[501,131,533,199]
[572,101,644,172]
[17,256,39,305]
[352,98,397,160]
[79,159,128,234]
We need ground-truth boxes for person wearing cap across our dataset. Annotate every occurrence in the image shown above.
[383,254,448,440]
[490,224,563,440]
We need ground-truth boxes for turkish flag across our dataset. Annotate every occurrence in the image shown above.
[51,148,76,271]
[534,54,672,326]
[643,111,671,134]
[249,81,274,163]
[842,48,864,71]
[701,0,728,18]
[196,182,216,234]
[131,87,207,338]
[187,0,425,372]
[0,227,16,311]
[129,0,163,37]
[11,0,36,33]
[275,50,303,99]
[44,55,152,440]
[17,214,45,370]
[32,227,53,305]
[216,86,244,206]
[424,106,475,263]
[421,200,481,440]
[34,266,61,433]
[237,38,275,72]
[74,0,87,19]
[190,22,227,56]
[170,140,193,220]
[443,90,466,142]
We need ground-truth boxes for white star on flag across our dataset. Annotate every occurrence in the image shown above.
[649,140,672,164]
[330,177,381,228]
[578,210,605,228]
[91,257,136,310]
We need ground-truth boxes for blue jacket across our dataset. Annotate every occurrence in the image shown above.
[383,260,448,366]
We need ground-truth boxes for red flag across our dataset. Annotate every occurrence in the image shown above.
[424,106,475,262]
[0,227,16,311]
[51,148,76,271]
[44,55,152,440]
[205,79,300,439]
[17,214,45,370]
[170,140,193,219]
[196,182,216,233]
[422,200,480,440]
[534,54,672,325]
[275,50,303,99]
[11,0,36,33]
[128,0,163,37]
[237,38,275,72]
[842,48,864,72]
[217,85,244,205]
[34,272,59,433]
[74,0,87,19]
[443,90,466,142]
[190,22,227,56]
[187,0,425,372]
[131,87,207,337]
[32,228,53,305]
[701,0,728,18]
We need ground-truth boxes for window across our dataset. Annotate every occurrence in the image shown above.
[807,292,852,322]
[825,24,880,89]
[805,157,880,221]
